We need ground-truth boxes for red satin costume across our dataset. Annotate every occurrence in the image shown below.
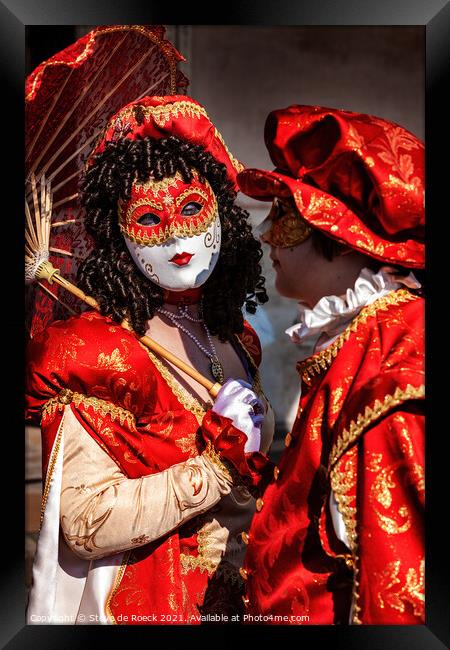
[25,311,270,623]
[237,106,425,624]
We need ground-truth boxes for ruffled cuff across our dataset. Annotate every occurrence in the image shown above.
[200,410,274,493]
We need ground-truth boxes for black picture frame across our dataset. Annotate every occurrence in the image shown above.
[2,0,449,647]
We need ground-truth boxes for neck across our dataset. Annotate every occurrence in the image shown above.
[163,287,203,306]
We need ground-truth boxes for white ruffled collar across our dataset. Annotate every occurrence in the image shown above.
[285,266,421,348]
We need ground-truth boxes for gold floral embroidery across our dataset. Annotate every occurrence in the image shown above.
[105,549,132,624]
[328,384,425,469]
[298,290,418,385]
[42,388,137,430]
[167,537,178,612]
[369,462,412,535]
[175,434,198,456]
[367,452,383,473]
[293,189,344,220]
[375,559,424,618]
[109,559,148,613]
[309,392,325,441]
[97,348,132,372]
[45,333,85,372]
[392,414,415,459]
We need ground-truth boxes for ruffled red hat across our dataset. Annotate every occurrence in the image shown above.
[237,105,424,268]
[89,95,244,191]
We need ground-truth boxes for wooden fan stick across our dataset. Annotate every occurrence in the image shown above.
[36,259,222,398]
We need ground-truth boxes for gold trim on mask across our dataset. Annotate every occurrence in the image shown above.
[119,201,218,246]
[119,170,219,246]
[261,198,313,248]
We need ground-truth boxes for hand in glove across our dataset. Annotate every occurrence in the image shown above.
[211,378,265,452]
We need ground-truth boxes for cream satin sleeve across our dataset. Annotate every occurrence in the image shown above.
[59,405,233,561]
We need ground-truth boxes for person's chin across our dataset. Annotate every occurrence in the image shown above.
[275,275,299,300]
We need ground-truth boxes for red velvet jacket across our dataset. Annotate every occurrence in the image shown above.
[242,289,424,624]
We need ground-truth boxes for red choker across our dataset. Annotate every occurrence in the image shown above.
[163,287,203,305]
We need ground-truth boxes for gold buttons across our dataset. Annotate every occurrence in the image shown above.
[242,595,250,607]
[284,432,292,447]
[256,497,264,512]
[239,567,248,580]
[241,531,250,544]
[273,466,280,481]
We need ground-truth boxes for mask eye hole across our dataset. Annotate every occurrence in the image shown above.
[180,201,202,217]
[137,213,161,227]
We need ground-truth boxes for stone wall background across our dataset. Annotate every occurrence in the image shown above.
[25,25,424,589]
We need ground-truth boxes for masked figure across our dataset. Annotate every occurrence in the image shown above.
[237,105,424,624]
[25,96,275,625]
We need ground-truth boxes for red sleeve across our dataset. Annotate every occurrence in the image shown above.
[342,403,424,624]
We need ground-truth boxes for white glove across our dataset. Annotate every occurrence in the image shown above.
[212,378,265,453]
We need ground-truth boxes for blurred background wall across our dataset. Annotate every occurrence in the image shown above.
[25,24,424,588]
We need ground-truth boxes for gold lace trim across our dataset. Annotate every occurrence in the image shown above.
[140,344,209,424]
[140,335,263,425]
[42,388,137,430]
[202,440,233,482]
[297,290,419,385]
[180,521,219,576]
[328,383,425,469]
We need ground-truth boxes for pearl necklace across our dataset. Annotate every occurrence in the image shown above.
[156,305,225,383]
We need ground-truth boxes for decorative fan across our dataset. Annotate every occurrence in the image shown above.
[25,25,222,398]
[25,24,188,339]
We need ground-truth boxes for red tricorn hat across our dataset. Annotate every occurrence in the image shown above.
[237,105,424,268]
[89,95,244,191]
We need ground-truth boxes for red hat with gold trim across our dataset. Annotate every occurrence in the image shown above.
[88,95,244,191]
[237,105,424,268]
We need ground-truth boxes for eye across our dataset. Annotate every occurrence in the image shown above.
[137,212,161,227]
[181,201,202,217]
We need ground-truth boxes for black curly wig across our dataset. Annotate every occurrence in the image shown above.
[77,134,268,340]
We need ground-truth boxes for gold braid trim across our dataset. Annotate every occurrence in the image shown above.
[42,388,137,430]
[202,440,233,482]
[328,384,425,470]
[139,338,263,426]
[140,344,208,424]
[329,382,425,622]
[298,290,419,386]
[330,448,363,623]
[39,407,66,527]
[110,100,243,174]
